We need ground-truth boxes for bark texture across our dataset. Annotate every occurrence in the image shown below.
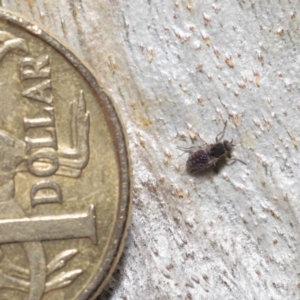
[2,1,300,299]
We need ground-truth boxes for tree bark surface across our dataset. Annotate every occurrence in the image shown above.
[2,1,300,300]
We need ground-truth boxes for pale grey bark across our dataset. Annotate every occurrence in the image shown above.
[2,1,300,299]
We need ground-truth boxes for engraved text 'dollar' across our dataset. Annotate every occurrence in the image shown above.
[0,30,96,300]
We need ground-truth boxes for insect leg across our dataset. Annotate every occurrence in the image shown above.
[225,156,247,165]
[198,134,209,145]
[216,120,227,142]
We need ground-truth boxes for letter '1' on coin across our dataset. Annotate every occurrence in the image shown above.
[0,8,131,300]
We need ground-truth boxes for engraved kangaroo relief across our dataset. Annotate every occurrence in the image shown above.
[0,31,96,300]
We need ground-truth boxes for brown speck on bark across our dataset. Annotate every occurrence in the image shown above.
[197,97,205,106]
[277,28,285,36]
[147,49,155,62]
[238,81,246,89]
[159,177,165,184]
[179,133,188,141]
[164,151,172,159]
[188,129,197,141]
[253,71,261,86]
[139,139,146,148]
[202,33,211,46]
[203,13,211,25]
[177,188,184,198]
[225,56,234,68]
[196,64,203,70]
[213,47,220,58]
[287,131,298,149]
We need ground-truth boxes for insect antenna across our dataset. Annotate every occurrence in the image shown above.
[216,120,227,142]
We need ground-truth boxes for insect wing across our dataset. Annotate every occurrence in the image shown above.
[187,148,218,173]
[177,144,208,154]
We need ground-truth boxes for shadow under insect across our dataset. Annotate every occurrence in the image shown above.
[180,121,246,177]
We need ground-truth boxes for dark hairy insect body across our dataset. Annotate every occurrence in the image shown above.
[186,142,229,173]
[184,122,245,174]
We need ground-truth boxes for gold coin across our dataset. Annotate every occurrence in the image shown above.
[0,8,131,300]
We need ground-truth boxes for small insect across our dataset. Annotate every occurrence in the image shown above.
[181,121,246,174]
